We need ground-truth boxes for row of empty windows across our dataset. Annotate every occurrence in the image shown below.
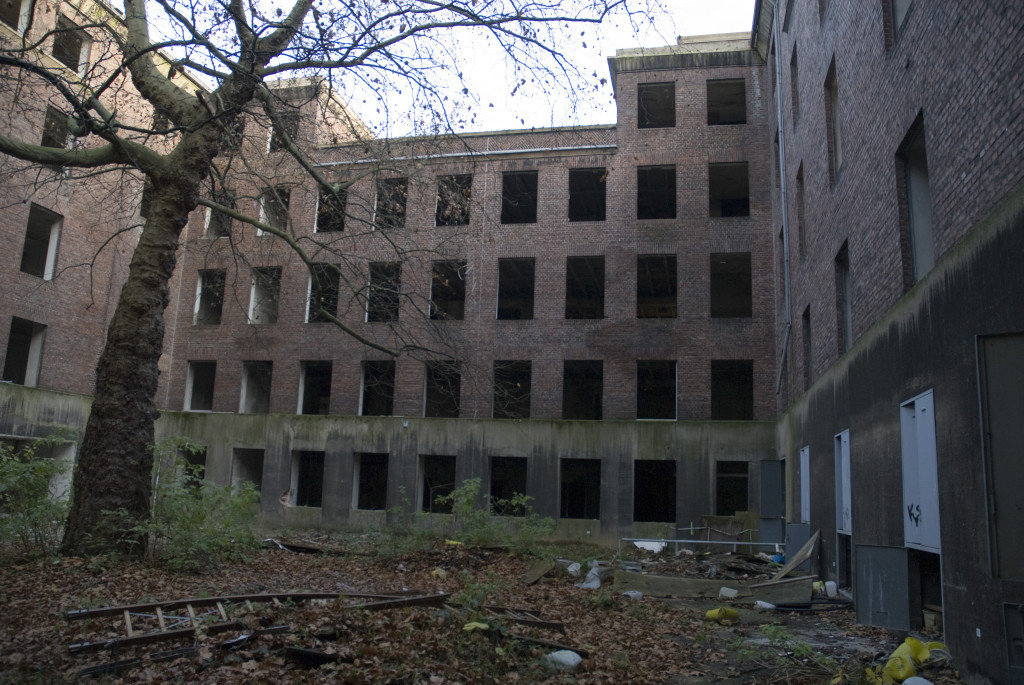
[638,79,747,128]
[185,358,755,421]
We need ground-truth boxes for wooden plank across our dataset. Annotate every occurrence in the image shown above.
[519,560,555,585]
[123,610,134,637]
[748,576,815,605]
[769,530,819,581]
[612,570,751,598]
[350,594,446,611]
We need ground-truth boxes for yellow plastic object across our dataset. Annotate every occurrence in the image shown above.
[870,636,949,683]
[463,621,489,631]
[704,607,739,623]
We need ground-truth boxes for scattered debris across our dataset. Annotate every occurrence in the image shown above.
[545,649,583,670]
[719,586,739,599]
[284,646,352,668]
[705,607,740,623]
[634,540,666,554]
[519,559,554,585]
[770,529,820,581]
[614,570,751,599]
[262,537,324,554]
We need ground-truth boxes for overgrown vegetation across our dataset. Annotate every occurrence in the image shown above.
[0,437,70,559]
[732,623,856,685]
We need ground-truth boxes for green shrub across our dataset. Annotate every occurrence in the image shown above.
[0,437,70,558]
[435,478,555,552]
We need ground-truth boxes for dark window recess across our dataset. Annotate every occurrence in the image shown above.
[835,241,852,353]
[232,448,264,493]
[261,186,290,230]
[20,204,61,279]
[241,360,272,414]
[183,447,207,484]
[268,108,300,151]
[897,113,933,289]
[568,168,606,222]
[316,187,346,232]
[637,165,677,220]
[716,461,749,515]
[250,267,281,325]
[425,361,461,418]
[421,455,456,513]
[634,460,676,522]
[709,162,750,217]
[436,174,472,226]
[430,260,467,320]
[637,254,677,318]
[802,306,813,390]
[194,270,225,325]
[300,360,332,415]
[376,177,408,229]
[187,361,216,411]
[493,360,531,419]
[41,106,69,148]
[565,256,604,319]
[707,79,746,125]
[637,360,676,420]
[361,360,395,416]
[710,253,752,318]
[711,360,754,420]
[562,360,603,420]
[355,453,389,510]
[560,458,601,519]
[0,0,30,30]
[500,171,538,224]
[795,163,806,257]
[293,451,324,507]
[885,0,912,48]
[367,262,401,322]
[207,188,235,238]
[2,317,45,386]
[497,258,535,320]
[52,15,85,71]
[790,47,800,124]
[637,82,675,128]
[490,456,527,516]
[825,59,842,182]
[308,263,339,322]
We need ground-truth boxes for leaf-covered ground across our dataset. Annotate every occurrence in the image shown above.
[0,535,964,683]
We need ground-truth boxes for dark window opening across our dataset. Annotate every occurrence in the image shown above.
[835,241,852,353]
[249,267,281,325]
[436,174,472,226]
[424,361,461,418]
[316,187,346,232]
[355,452,389,510]
[268,108,300,152]
[634,460,676,522]
[194,270,225,325]
[241,360,272,414]
[52,15,86,71]
[0,0,32,31]
[20,204,61,280]
[361,360,395,416]
[490,456,527,516]
[637,165,676,220]
[560,458,601,519]
[790,47,799,124]
[308,263,339,322]
[637,360,676,420]
[568,168,606,222]
[565,256,604,319]
[802,306,813,390]
[421,455,456,513]
[715,461,749,515]
[884,0,912,48]
[707,79,746,125]
[430,260,467,320]
[2,317,45,386]
[183,447,207,485]
[773,132,781,188]
[231,448,264,493]
[292,450,324,507]
[710,252,752,318]
[795,163,806,257]
[367,262,401,322]
[493,360,531,419]
[497,258,535,320]
[187,361,216,411]
[501,171,538,224]
[825,59,842,183]
[376,177,408,229]
[260,186,291,231]
[207,188,235,238]
[638,82,675,128]
[300,360,332,415]
[637,254,677,318]
[709,162,750,217]
[41,106,69,148]
[562,360,603,420]
[897,113,933,289]
[711,360,754,420]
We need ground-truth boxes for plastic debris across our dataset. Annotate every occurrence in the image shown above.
[718,586,739,599]
[462,622,489,631]
[430,568,447,579]
[903,678,935,685]
[566,562,581,577]
[634,540,666,554]
[545,650,583,670]
[754,600,776,611]
[622,590,643,600]
[864,637,949,684]
[574,566,601,589]
[704,607,739,623]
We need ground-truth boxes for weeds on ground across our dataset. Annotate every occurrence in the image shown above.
[732,623,856,684]
[0,436,70,559]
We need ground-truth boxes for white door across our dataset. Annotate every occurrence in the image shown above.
[901,390,940,552]
[834,430,851,534]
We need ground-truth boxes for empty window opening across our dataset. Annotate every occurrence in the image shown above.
[568,168,606,222]
[497,258,535,320]
[20,204,61,280]
[562,360,603,420]
[307,263,339,322]
[376,177,408,229]
[259,186,290,232]
[711,359,754,420]
[367,262,401,322]
[773,132,780,188]
[500,170,539,224]
[560,458,601,519]
[493,360,531,419]
[291,450,324,507]
[248,267,281,325]
[424,360,461,418]
[715,461,749,515]
[420,455,456,513]
[182,447,207,484]
[41,106,70,149]
[240,360,272,414]
[835,242,853,353]
[52,15,89,73]
[825,59,842,182]
[897,113,933,289]
[637,165,677,220]
[2,317,46,387]
[354,452,388,510]
[710,252,752,318]
[634,460,676,522]
[490,456,527,516]
[361,360,395,416]
[435,174,472,226]
[1,0,33,33]
[565,256,604,319]
[299,360,332,415]
[789,46,799,124]
[802,306,813,390]
[232,448,264,493]
[885,0,912,47]
[185,361,216,411]
[637,254,677,318]
[193,269,225,325]
[430,260,467,320]
[637,82,675,128]
[268,108,300,152]
[709,162,750,217]
[795,163,806,257]
[707,79,746,125]
[316,187,346,232]
[637,360,676,420]
[206,188,235,238]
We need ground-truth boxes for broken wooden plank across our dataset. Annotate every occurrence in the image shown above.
[769,530,819,582]
[613,570,751,598]
[519,559,555,585]
[350,594,446,611]
[748,576,815,605]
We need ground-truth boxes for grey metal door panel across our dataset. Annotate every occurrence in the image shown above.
[855,544,909,631]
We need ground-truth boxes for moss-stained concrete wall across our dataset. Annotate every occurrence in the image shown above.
[0,383,92,441]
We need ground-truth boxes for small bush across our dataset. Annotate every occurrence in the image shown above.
[0,437,70,558]
[436,478,555,552]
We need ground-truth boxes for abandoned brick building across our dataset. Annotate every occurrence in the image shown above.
[3,0,1024,682]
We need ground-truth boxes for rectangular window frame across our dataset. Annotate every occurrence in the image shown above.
[248,266,281,325]
[568,167,606,222]
[20,204,62,281]
[375,176,408,229]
